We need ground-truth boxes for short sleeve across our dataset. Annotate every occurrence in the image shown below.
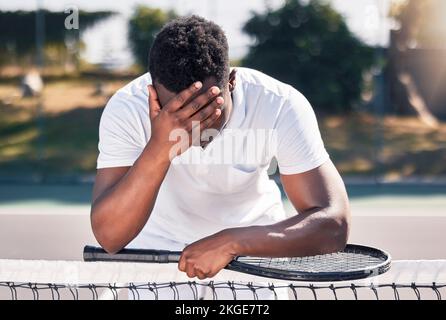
[97,93,148,169]
[275,90,329,175]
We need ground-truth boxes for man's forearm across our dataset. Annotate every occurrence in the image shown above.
[91,141,170,253]
[229,207,349,258]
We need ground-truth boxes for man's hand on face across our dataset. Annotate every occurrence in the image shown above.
[147,82,224,162]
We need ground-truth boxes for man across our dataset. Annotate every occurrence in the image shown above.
[91,16,350,281]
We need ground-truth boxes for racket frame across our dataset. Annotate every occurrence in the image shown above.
[83,244,391,282]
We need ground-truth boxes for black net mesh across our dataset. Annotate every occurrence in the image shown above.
[1,281,445,300]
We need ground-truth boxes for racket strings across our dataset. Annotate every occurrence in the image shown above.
[235,249,386,273]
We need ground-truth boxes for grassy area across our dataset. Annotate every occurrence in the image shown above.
[0,77,445,178]
[0,78,128,177]
[321,114,446,178]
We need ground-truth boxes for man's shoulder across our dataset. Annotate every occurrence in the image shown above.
[107,72,152,107]
[236,67,293,100]
[103,73,152,117]
[237,68,310,115]
[115,72,152,98]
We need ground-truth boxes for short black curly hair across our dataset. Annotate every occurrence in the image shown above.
[148,15,229,93]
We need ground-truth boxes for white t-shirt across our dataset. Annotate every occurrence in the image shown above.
[97,67,329,250]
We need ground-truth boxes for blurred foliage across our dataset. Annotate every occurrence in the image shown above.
[2,83,445,177]
[0,10,114,66]
[242,0,375,113]
[390,0,446,48]
[128,6,177,70]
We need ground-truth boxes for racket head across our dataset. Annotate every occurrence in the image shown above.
[226,244,391,282]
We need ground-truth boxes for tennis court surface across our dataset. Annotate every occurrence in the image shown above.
[1,259,445,300]
[1,184,445,300]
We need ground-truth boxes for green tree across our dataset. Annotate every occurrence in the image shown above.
[0,10,114,67]
[242,0,374,113]
[128,6,176,70]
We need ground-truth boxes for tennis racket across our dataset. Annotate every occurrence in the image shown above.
[83,244,391,282]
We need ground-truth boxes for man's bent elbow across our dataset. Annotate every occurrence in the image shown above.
[323,207,351,254]
[90,209,123,255]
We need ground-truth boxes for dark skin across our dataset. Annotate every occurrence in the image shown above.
[91,68,351,280]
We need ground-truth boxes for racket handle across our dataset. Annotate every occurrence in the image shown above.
[83,245,182,263]
[167,252,181,263]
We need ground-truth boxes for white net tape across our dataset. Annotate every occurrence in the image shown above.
[1,260,446,300]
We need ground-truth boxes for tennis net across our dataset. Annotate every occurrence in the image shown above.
[1,259,445,300]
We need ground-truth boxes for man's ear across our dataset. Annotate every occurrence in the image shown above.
[228,68,237,92]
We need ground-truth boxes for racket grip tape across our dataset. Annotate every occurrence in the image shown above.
[83,245,182,263]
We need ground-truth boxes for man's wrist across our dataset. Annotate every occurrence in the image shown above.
[223,226,265,257]
[144,139,172,165]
